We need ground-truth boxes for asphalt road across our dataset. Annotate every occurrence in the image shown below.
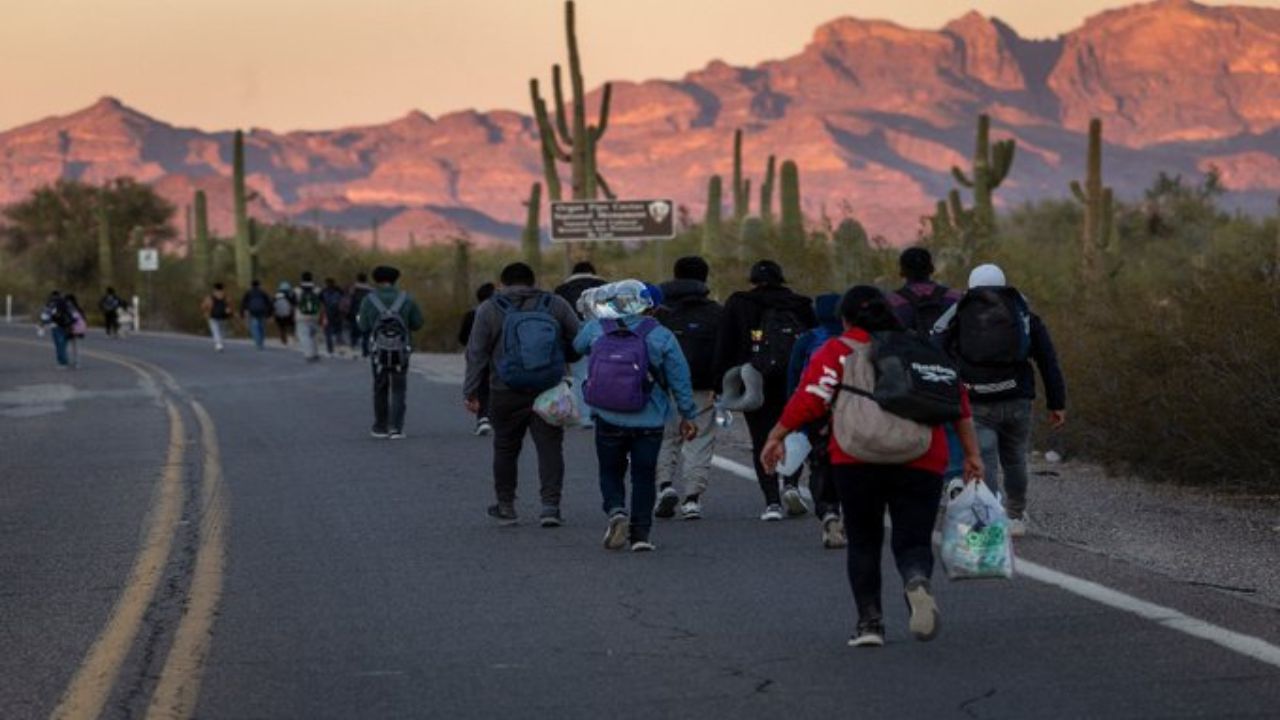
[3,324,1279,719]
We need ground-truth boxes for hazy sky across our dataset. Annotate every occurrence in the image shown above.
[0,0,1264,133]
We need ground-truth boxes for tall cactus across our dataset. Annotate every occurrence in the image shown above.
[522,182,543,275]
[193,190,210,288]
[951,114,1015,235]
[759,155,777,224]
[232,130,252,289]
[529,1,612,201]
[1070,118,1115,284]
[833,218,868,288]
[248,218,260,282]
[732,129,751,222]
[96,191,114,289]
[704,175,723,256]
[779,160,803,245]
[452,237,471,311]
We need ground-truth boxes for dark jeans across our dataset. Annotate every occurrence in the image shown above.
[475,372,491,420]
[595,420,664,541]
[372,366,408,432]
[972,398,1033,518]
[833,464,943,622]
[103,311,120,337]
[275,317,294,345]
[51,326,69,366]
[792,424,840,518]
[324,317,344,354]
[491,389,565,507]
[744,381,792,505]
[349,325,369,357]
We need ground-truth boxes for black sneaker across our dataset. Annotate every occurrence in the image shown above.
[848,618,886,648]
[654,485,679,519]
[370,426,390,439]
[487,503,518,526]
[539,505,562,528]
[905,577,940,642]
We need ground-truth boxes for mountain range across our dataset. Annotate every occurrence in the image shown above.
[0,0,1276,249]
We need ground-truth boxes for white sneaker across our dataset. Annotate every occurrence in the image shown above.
[1008,517,1028,538]
[603,512,629,550]
[821,514,847,549]
[760,504,784,522]
[905,578,940,642]
[782,487,808,517]
[680,499,702,520]
[215,343,224,352]
[475,418,493,437]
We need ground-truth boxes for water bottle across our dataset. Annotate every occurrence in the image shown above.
[776,432,812,477]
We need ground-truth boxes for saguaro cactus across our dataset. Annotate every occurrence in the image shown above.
[951,114,1015,235]
[759,155,777,224]
[232,130,252,289]
[1070,118,1115,284]
[529,1,612,201]
[779,160,803,245]
[522,182,543,275]
[96,192,114,289]
[704,175,723,255]
[452,237,471,311]
[833,218,868,288]
[732,129,751,222]
[193,190,210,288]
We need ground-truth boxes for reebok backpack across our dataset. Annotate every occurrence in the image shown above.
[659,300,720,390]
[853,331,963,425]
[494,294,565,392]
[832,338,933,464]
[898,285,952,337]
[367,292,411,371]
[584,318,659,413]
[297,287,321,316]
[751,306,805,379]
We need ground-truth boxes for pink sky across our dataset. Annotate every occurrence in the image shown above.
[0,0,1261,133]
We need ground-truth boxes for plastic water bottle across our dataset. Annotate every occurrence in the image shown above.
[776,432,812,477]
[714,401,734,429]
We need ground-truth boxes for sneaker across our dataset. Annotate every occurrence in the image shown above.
[603,512,629,550]
[388,429,405,440]
[630,540,656,552]
[782,486,808,517]
[370,426,390,439]
[654,486,679,519]
[760,504,784,522]
[539,506,562,528]
[215,343,225,352]
[848,619,886,648]
[475,418,493,437]
[821,514,847,549]
[487,503,518,526]
[904,578,940,642]
[1008,516,1028,538]
[680,498,703,520]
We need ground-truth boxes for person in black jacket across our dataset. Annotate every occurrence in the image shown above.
[933,263,1066,538]
[458,282,497,435]
[713,260,818,521]
[653,256,723,520]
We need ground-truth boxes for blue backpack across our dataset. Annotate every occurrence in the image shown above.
[584,318,659,413]
[494,293,565,392]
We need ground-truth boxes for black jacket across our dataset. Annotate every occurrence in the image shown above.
[656,279,723,391]
[458,308,477,347]
[713,284,817,388]
[554,273,606,318]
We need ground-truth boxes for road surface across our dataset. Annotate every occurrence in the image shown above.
[2,325,1279,719]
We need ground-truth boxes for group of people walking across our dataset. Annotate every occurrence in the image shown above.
[200,273,374,358]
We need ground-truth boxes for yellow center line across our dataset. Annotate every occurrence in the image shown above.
[146,400,229,720]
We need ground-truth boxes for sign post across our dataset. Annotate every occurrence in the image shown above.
[138,249,159,331]
[550,200,675,243]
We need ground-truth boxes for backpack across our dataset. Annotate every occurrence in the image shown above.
[246,290,271,317]
[898,285,951,337]
[322,288,345,318]
[494,293,565,392]
[584,318,659,413]
[846,331,963,425]
[367,292,411,371]
[658,300,720,390]
[100,294,121,313]
[273,295,294,319]
[209,296,230,320]
[954,288,1030,365]
[832,337,933,464]
[297,286,321,316]
[45,299,74,328]
[751,306,806,379]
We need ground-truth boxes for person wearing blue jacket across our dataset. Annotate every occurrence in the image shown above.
[574,283,699,553]
[786,293,847,549]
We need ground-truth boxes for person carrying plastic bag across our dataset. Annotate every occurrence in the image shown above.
[941,479,1014,579]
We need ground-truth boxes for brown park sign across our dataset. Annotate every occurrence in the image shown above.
[550,200,675,242]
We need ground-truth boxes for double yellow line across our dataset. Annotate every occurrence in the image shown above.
[1,339,230,720]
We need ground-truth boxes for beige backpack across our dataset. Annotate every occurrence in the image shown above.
[832,337,933,464]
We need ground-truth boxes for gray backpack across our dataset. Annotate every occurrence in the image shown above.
[368,292,410,371]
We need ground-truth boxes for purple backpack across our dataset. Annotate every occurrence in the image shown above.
[584,318,658,412]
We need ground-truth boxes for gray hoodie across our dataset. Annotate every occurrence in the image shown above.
[463,286,581,397]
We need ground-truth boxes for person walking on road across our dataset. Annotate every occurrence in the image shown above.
[320,277,347,357]
[933,263,1067,538]
[464,262,580,527]
[99,287,125,338]
[240,280,272,350]
[273,282,296,346]
[888,247,963,336]
[653,256,723,520]
[347,273,373,359]
[295,272,323,362]
[762,286,985,648]
[576,281,699,552]
[38,291,75,368]
[200,283,232,352]
[713,259,817,521]
[356,266,424,440]
[786,292,847,549]
[555,261,607,429]
[63,294,89,367]
[458,282,497,436]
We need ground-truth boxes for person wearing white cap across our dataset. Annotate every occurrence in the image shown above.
[932,263,1067,537]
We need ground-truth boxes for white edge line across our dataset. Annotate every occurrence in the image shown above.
[710,453,1280,671]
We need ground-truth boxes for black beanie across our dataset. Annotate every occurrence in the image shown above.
[372,265,401,284]
[749,260,786,285]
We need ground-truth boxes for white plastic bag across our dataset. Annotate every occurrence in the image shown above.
[940,481,1014,580]
[533,380,581,427]
[775,432,812,477]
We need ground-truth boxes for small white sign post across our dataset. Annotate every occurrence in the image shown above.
[137,249,159,331]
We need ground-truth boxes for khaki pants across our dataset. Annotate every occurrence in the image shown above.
[656,390,718,498]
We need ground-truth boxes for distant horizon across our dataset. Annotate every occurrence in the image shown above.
[0,0,1269,135]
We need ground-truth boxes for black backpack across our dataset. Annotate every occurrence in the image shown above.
[659,299,722,391]
[751,306,805,379]
[367,292,411,371]
[898,285,951,337]
[209,296,230,320]
[845,331,963,425]
[46,299,74,328]
[100,294,121,313]
[955,288,1030,366]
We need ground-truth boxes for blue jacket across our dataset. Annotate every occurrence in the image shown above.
[787,293,843,396]
[574,315,698,428]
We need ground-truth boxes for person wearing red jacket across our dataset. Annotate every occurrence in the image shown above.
[761,286,985,648]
